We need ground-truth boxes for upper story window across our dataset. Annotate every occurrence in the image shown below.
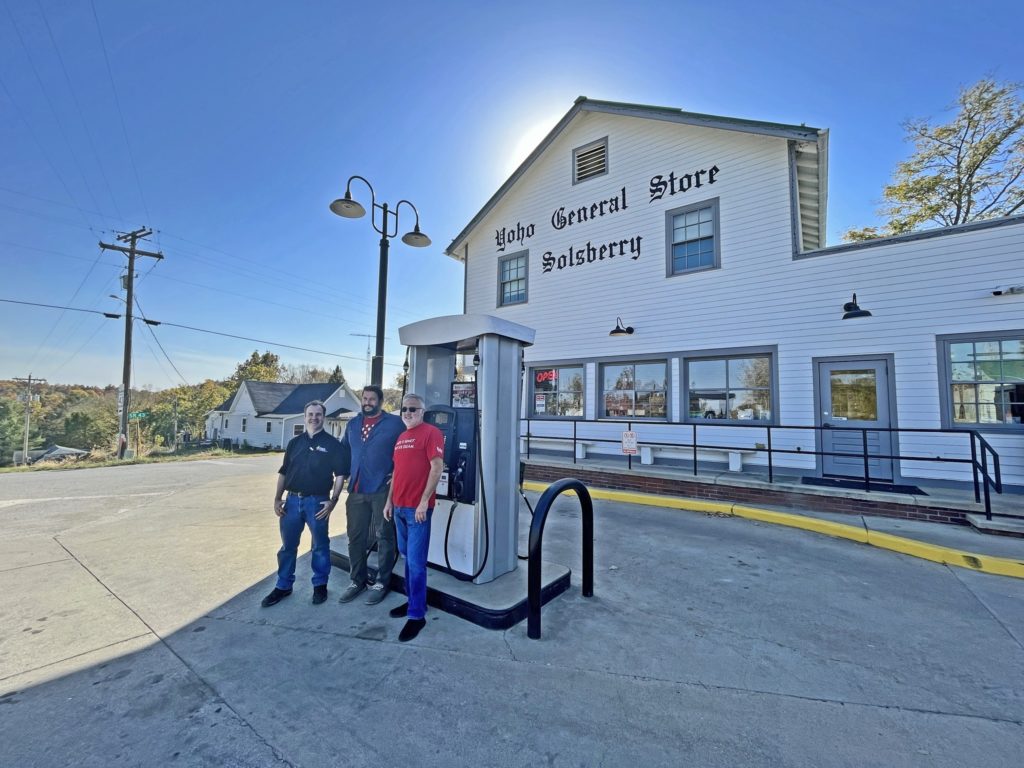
[666,198,720,276]
[293,424,304,436]
[224,418,229,429]
[241,417,247,433]
[572,137,608,184]
[266,421,272,433]
[686,354,773,422]
[601,361,667,419]
[531,365,584,417]
[942,334,1023,429]
[498,251,528,307]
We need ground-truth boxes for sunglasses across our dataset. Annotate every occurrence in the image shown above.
[400,406,422,413]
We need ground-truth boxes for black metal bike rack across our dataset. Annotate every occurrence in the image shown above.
[527,478,594,639]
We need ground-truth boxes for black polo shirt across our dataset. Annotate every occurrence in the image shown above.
[278,429,347,496]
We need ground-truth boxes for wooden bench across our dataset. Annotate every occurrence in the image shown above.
[640,445,756,471]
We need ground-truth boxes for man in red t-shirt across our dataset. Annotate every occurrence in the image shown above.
[383,393,445,642]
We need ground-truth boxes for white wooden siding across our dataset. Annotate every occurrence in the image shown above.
[459,110,1024,486]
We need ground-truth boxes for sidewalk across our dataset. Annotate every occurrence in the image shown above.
[522,480,1024,579]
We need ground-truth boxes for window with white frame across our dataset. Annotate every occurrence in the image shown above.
[242,417,247,433]
[293,424,304,436]
[498,251,528,307]
[266,421,272,433]
[667,198,720,275]
[686,355,772,421]
[943,335,1024,428]
[224,418,229,429]
[531,365,584,417]
[601,361,667,419]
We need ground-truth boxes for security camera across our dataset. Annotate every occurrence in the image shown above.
[992,285,1024,296]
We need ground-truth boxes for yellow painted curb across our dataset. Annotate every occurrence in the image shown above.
[521,480,1024,579]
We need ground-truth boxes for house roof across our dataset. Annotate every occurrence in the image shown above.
[266,383,344,416]
[245,382,299,416]
[207,381,361,419]
[445,96,829,256]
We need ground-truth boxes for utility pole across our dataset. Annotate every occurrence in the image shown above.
[13,375,45,465]
[172,398,179,452]
[350,332,387,388]
[99,228,163,459]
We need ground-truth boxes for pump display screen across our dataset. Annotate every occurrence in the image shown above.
[430,411,450,426]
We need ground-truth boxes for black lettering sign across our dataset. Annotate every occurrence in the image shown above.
[550,187,626,231]
[495,221,535,253]
[649,165,719,203]
[541,235,642,273]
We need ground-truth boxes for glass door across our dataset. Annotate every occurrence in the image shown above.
[818,360,893,480]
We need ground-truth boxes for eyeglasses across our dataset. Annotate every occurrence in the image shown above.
[400,406,422,413]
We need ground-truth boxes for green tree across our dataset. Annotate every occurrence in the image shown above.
[230,350,284,384]
[844,78,1024,241]
[328,365,346,384]
[0,398,23,465]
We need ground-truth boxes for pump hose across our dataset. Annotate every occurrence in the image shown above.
[442,392,489,581]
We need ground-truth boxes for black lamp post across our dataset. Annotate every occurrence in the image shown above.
[330,175,431,387]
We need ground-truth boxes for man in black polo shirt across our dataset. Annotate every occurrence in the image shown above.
[262,400,347,607]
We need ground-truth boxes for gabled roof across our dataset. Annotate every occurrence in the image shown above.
[267,383,343,416]
[446,96,829,257]
[244,382,298,416]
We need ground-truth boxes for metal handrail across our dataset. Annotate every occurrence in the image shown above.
[522,419,1006,519]
[527,478,594,640]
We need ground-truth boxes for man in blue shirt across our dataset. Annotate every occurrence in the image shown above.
[338,385,405,605]
[263,400,347,607]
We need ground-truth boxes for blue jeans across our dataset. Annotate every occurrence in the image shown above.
[276,494,332,590]
[394,506,433,620]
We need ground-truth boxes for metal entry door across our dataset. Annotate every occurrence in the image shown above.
[818,360,893,480]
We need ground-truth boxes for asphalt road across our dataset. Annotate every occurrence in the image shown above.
[1,455,1022,767]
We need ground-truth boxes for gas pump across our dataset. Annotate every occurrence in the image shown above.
[398,314,534,584]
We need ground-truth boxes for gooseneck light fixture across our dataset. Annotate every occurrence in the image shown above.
[330,175,431,387]
[609,317,635,336]
[842,293,872,320]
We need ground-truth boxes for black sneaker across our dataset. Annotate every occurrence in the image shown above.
[388,602,409,618]
[311,585,328,605]
[261,587,292,607]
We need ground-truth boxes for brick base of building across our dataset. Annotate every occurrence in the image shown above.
[523,463,973,526]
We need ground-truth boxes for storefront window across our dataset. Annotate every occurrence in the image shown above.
[601,361,667,419]
[532,365,584,416]
[947,337,1024,426]
[686,355,772,421]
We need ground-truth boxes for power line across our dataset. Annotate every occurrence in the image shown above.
[0,74,98,232]
[134,296,189,386]
[88,0,151,225]
[0,297,403,367]
[26,245,108,370]
[34,0,124,223]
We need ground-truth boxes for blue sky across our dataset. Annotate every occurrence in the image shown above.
[2,0,1021,389]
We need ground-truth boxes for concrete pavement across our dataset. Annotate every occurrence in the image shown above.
[1,455,1023,767]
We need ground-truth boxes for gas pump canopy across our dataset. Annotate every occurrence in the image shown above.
[398,313,535,351]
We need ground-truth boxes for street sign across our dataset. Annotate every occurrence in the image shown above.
[128,411,148,419]
[621,430,638,455]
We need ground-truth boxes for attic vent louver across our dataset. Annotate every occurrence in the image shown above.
[573,138,607,184]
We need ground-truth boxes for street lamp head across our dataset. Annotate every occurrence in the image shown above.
[401,225,431,248]
[329,193,366,219]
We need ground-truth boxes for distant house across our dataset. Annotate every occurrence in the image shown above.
[204,380,361,449]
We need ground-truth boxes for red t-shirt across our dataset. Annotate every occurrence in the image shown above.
[391,423,445,508]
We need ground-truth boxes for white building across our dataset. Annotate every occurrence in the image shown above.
[446,97,1024,493]
[205,380,361,449]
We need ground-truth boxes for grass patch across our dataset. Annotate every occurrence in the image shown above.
[0,446,279,473]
